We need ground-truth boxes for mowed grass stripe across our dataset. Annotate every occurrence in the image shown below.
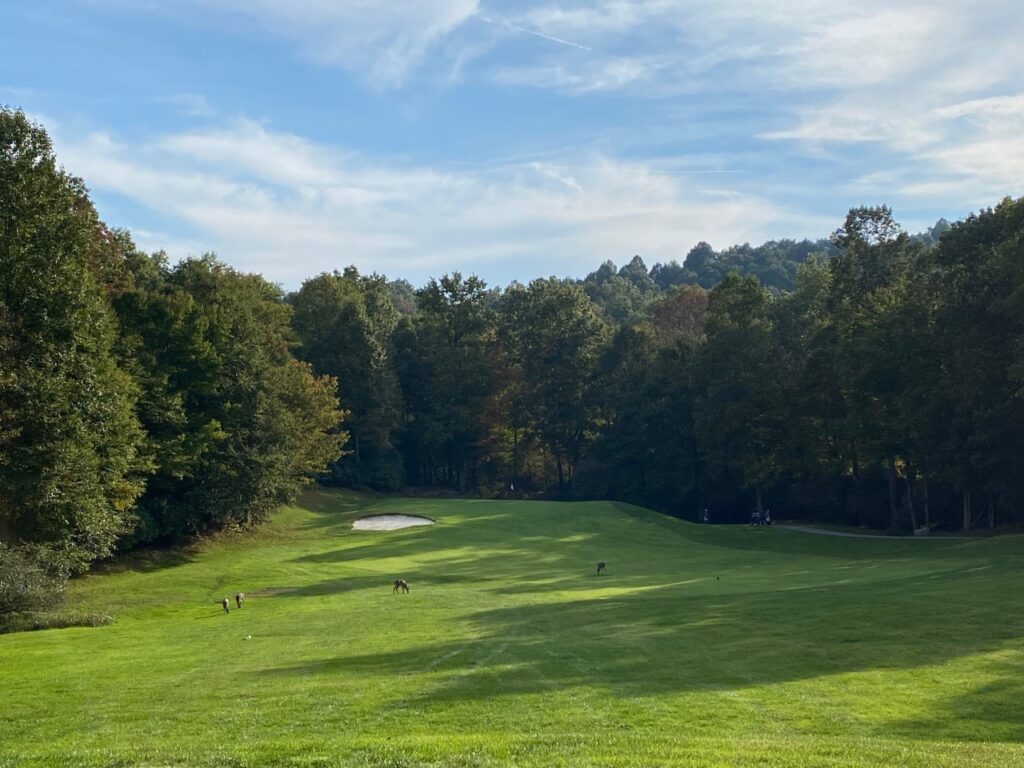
[1,489,1023,767]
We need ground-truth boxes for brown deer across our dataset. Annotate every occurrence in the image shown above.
[235,592,245,609]
[393,579,410,594]
[596,562,606,576]
[221,597,230,613]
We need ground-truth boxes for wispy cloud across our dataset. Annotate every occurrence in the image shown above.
[493,56,658,93]
[56,119,821,285]
[157,93,218,119]
[1,84,37,99]
[477,15,592,51]
[722,1,1024,207]
[20,0,1022,276]
[113,0,1024,113]
[934,94,1024,119]
[205,0,481,88]
[493,2,1006,94]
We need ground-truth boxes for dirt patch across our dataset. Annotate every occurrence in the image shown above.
[352,514,435,531]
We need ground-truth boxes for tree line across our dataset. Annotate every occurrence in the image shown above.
[296,211,1024,534]
[3,108,1024,623]
[1,110,344,620]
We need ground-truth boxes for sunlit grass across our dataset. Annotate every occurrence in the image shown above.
[2,489,1023,766]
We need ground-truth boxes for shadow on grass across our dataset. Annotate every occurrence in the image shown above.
[294,488,380,530]
[264,489,1024,738]
[290,538,608,591]
[886,656,1024,743]
[276,575,391,598]
[91,546,196,576]
[286,527,972,600]
[257,560,1024,740]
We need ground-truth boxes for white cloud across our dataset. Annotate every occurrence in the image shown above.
[934,94,1024,119]
[52,0,1024,251]
[130,228,208,261]
[773,8,941,88]
[493,56,658,93]
[759,101,944,152]
[207,0,480,88]
[924,136,1024,193]
[55,120,820,286]
[156,118,346,188]
[486,0,1023,113]
[721,1,1024,206]
[113,0,1023,113]
[770,91,1024,207]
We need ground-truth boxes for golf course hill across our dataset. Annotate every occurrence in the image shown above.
[2,488,1022,767]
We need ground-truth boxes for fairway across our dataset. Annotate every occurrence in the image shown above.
[2,491,1024,767]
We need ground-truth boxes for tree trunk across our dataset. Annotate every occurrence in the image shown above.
[963,488,972,531]
[988,495,995,529]
[755,486,763,515]
[923,479,930,529]
[887,454,900,530]
[903,461,917,531]
[511,426,519,491]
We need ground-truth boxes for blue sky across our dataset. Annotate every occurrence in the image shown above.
[2,1,1022,288]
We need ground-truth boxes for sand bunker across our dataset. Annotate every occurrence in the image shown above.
[352,514,435,531]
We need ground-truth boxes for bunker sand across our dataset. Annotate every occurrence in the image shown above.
[352,514,435,531]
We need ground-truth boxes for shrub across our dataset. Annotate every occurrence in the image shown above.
[0,611,113,634]
[0,542,66,618]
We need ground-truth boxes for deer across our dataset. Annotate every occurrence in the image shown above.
[393,579,410,594]
[235,592,245,609]
[596,562,606,576]
[221,597,230,613]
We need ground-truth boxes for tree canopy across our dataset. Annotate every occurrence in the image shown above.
[1,109,346,571]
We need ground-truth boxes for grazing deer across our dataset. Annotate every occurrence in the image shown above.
[221,597,230,613]
[393,579,410,594]
[235,592,245,609]
[596,562,606,576]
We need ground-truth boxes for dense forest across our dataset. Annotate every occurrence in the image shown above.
[3,108,1024,620]
[302,209,1020,536]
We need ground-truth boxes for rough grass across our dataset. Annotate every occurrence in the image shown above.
[2,489,1023,767]
[0,610,114,634]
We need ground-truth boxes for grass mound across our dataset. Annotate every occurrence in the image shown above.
[1,489,1022,767]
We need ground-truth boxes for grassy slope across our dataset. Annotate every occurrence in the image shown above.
[2,489,1023,767]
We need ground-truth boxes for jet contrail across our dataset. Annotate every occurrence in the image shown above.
[478,16,593,51]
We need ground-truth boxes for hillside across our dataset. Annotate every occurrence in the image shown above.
[2,490,1023,767]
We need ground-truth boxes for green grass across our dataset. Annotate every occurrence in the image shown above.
[2,489,1024,767]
